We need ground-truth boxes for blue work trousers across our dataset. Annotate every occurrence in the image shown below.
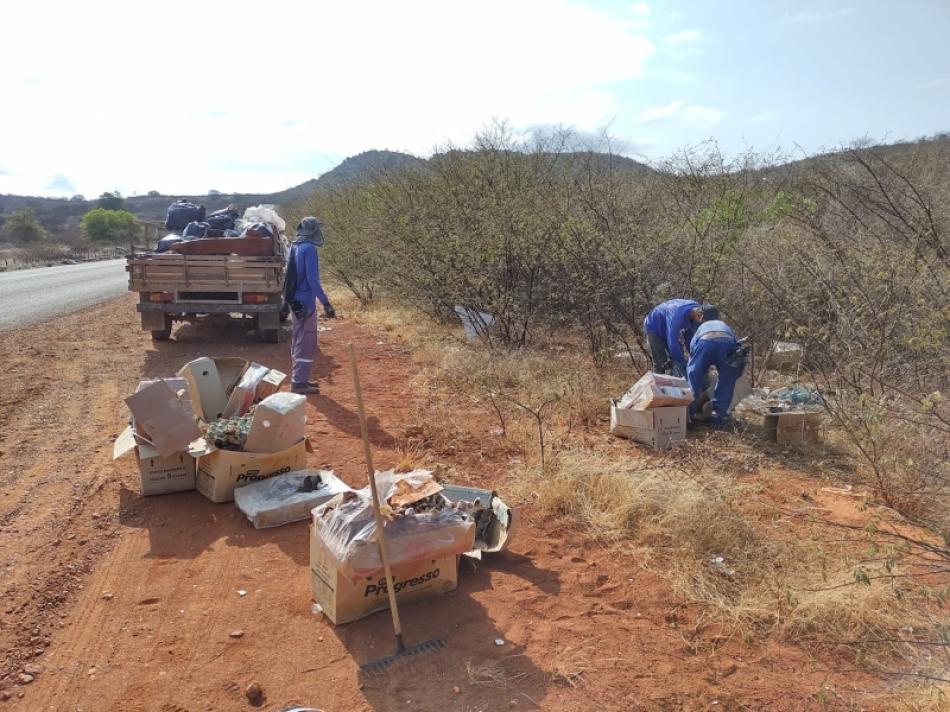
[687,337,741,423]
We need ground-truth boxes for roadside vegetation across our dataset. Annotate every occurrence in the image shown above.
[304,126,950,703]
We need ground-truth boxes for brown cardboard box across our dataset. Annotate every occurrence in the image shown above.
[764,411,822,443]
[610,404,687,449]
[195,438,311,503]
[256,369,288,400]
[618,372,694,410]
[309,525,458,625]
[124,380,202,457]
[112,425,201,496]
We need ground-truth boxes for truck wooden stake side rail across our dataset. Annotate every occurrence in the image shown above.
[127,251,287,342]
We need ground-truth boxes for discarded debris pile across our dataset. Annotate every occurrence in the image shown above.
[309,470,516,624]
[739,384,825,443]
[113,355,312,501]
[610,372,692,449]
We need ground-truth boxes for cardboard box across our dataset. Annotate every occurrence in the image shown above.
[124,380,202,457]
[256,369,288,400]
[764,411,822,443]
[195,437,311,503]
[244,392,307,454]
[234,470,351,528]
[310,525,459,625]
[618,372,694,410]
[766,342,803,372]
[610,404,687,449]
[113,425,201,496]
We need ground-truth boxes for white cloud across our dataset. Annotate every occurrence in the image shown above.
[637,100,686,123]
[681,105,726,128]
[630,2,650,16]
[787,6,854,23]
[664,29,702,46]
[0,0,654,197]
[748,110,780,125]
[636,101,724,129]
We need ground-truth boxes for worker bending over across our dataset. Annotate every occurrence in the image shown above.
[686,318,748,427]
[643,299,718,377]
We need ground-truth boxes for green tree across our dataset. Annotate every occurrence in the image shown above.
[97,191,124,210]
[81,208,138,243]
[1,208,47,243]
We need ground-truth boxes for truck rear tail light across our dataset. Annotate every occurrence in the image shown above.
[243,293,268,304]
[149,292,174,302]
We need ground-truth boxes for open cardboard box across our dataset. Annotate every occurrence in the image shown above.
[194,437,313,503]
[113,425,206,496]
[176,356,286,422]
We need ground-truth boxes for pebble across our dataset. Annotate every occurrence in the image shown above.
[102,592,114,601]
[23,665,41,676]
[18,673,34,685]
[452,686,460,694]
[229,630,244,639]
[245,681,263,701]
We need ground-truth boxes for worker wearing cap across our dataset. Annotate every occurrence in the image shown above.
[286,217,335,395]
[643,300,718,377]
[687,318,747,427]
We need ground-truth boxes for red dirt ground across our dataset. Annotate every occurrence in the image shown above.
[0,295,910,711]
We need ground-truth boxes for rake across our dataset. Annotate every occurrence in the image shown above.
[347,343,446,675]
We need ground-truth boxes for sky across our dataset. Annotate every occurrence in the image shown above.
[1,0,948,198]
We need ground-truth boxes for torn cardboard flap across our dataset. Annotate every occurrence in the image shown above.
[124,380,202,458]
[388,478,444,509]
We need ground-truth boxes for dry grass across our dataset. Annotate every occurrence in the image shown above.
[341,289,946,675]
[550,645,595,687]
[464,657,527,687]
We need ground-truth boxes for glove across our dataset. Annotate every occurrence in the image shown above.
[324,304,336,319]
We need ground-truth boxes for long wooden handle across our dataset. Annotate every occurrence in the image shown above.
[348,343,403,641]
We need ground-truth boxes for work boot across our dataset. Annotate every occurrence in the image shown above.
[291,383,320,395]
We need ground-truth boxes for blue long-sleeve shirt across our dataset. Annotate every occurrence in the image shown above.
[643,299,701,367]
[689,319,736,352]
[291,240,330,309]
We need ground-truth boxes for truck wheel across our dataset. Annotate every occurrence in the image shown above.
[279,301,290,323]
[151,315,172,341]
[262,329,280,344]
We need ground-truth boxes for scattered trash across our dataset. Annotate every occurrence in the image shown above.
[229,630,244,638]
[235,470,351,529]
[454,305,496,342]
[237,590,247,597]
[766,341,803,372]
[617,372,694,411]
[101,592,114,601]
[709,556,736,578]
[494,638,505,647]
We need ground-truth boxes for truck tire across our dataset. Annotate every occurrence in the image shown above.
[151,315,173,341]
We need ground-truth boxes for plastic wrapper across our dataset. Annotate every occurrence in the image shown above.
[235,470,351,529]
[241,204,286,234]
[618,372,694,410]
[222,362,270,418]
[311,470,476,580]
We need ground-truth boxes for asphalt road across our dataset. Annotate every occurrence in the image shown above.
[0,259,128,332]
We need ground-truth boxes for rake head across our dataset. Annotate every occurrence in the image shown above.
[360,635,446,675]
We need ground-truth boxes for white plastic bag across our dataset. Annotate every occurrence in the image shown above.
[235,470,350,528]
[311,470,476,580]
[241,204,286,234]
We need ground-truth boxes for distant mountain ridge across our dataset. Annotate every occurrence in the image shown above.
[0,148,654,234]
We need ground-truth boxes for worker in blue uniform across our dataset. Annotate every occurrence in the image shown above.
[643,300,718,377]
[285,217,335,394]
[686,318,748,426]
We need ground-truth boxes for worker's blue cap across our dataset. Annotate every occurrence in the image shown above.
[296,216,324,245]
[702,303,719,321]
